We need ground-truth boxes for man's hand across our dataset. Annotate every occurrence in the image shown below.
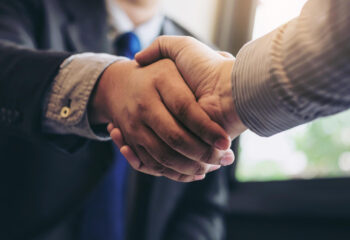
[88,59,234,182]
[135,36,247,139]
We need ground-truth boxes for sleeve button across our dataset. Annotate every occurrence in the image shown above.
[60,107,71,118]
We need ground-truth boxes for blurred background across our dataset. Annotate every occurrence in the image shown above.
[160,0,350,239]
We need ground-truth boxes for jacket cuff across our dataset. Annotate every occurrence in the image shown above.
[43,53,128,140]
[232,26,308,137]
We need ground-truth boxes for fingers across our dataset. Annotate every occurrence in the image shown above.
[108,123,126,148]
[110,128,125,148]
[134,36,170,65]
[120,145,143,172]
[136,41,232,151]
[112,124,225,168]
[110,123,218,178]
[140,125,223,175]
[107,123,114,133]
[141,96,231,165]
[135,36,192,66]
[104,55,234,182]
[135,36,221,66]
[121,145,206,182]
[155,60,230,150]
[110,124,224,179]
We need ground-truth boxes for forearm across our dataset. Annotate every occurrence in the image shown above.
[233,0,350,137]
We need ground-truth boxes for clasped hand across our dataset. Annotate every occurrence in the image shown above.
[91,36,247,182]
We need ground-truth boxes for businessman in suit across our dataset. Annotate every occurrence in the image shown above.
[0,0,232,239]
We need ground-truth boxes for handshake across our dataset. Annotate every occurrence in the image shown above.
[89,36,247,182]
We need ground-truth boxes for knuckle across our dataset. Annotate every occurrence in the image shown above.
[135,145,148,160]
[156,36,169,55]
[128,119,139,132]
[136,101,148,114]
[200,147,215,164]
[159,58,174,66]
[152,163,166,174]
[136,144,145,152]
[194,163,207,175]
[154,59,176,76]
[153,70,167,85]
[136,144,170,174]
[196,119,210,138]
[174,100,192,121]
[150,114,163,130]
[131,160,143,171]
[166,132,185,149]
[177,174,190,182]
[145,145,174,167]
[157,156,173,168]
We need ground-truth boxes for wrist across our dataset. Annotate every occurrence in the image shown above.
[88,60,137,125]
[88,65,115,125]
[218,59,247,138]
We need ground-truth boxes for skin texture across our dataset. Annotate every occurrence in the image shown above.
[89,59,233,182]
[90,1,236,182]
[109,37,248,180]
[135,36,248,139]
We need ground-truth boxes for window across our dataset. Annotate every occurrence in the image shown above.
[236,0,350,182]
[160,0,219,42]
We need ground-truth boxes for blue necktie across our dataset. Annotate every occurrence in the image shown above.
[114,32,142,59]
[80,32,141,240]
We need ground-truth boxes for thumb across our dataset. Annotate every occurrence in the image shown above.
[135,36,190,66]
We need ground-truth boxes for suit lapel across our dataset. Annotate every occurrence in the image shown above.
[61,0,113,53]
[161,17,193,37]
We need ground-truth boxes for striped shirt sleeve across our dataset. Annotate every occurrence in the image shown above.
[232,0,350,137]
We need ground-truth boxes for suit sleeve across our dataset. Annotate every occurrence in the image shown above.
[162,168,230,240]
[0,0,72,138]
[233,0,350,137]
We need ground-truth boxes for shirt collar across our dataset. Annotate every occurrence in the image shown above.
[105,0,164,49]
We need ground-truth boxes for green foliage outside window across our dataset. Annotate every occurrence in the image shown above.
[294,110,350,178]
[236,110,350,182]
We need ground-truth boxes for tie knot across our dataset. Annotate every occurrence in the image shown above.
[114,32,141,59]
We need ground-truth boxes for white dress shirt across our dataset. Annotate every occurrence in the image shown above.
[43,1,164,140]
[105,0,164,49]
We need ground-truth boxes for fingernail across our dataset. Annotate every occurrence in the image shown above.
[194,175,206,181]
[209,165,221,172]
[220,151,235,166]
[215,138,229,150]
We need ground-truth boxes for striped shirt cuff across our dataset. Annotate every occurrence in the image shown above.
[43,53,127,141]
[232,28,308,137]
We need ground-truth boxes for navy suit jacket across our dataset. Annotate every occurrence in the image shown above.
[0,0,232,239]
